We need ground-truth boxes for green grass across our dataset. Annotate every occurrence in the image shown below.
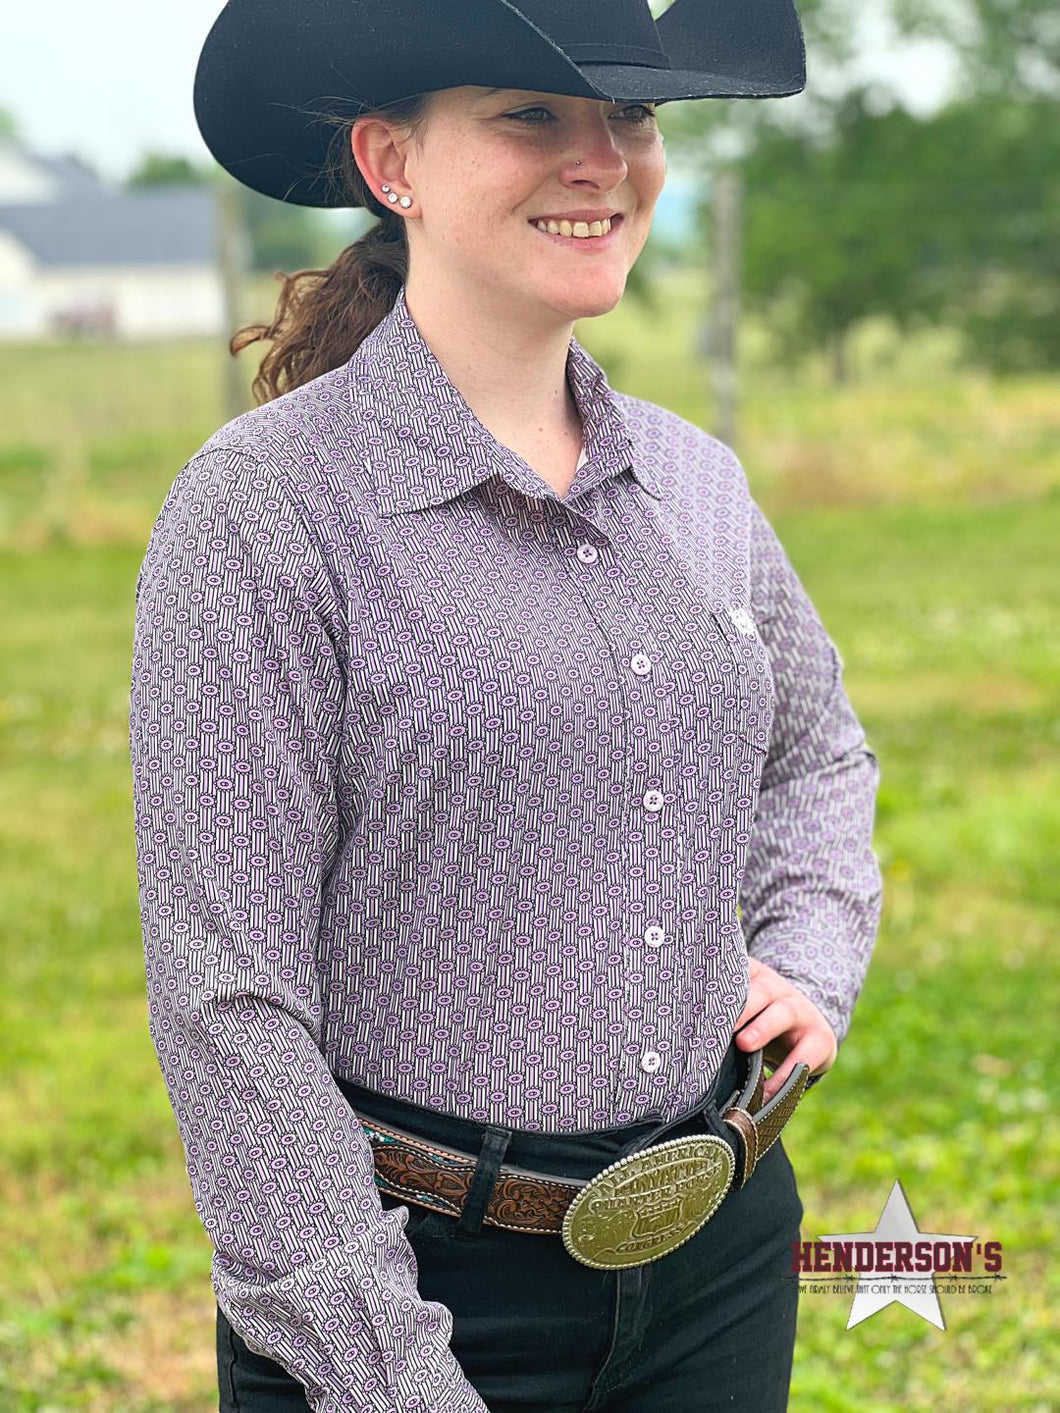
[1,269,1057,1410]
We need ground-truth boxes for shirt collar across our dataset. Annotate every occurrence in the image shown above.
[346,282,665,517]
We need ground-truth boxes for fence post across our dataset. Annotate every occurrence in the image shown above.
[216,181,250,421]
[711,165,742,452]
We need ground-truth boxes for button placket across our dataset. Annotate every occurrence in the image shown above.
[563,517,681,1114]
[627,769,677,1100]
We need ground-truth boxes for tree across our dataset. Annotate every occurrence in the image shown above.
[126,152,210,187]
[727,87,1060,377]
[729,90,940,380]
[931,93,1060,370]
[892,0,1060,98]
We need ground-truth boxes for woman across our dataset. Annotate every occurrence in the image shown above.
[128,2,883,1410]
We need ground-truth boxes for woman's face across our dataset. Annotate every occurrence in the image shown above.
[356,85,666,323]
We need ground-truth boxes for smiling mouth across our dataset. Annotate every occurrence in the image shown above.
[528,213,623,246]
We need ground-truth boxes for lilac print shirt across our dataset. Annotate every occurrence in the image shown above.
[128,283,883,1411]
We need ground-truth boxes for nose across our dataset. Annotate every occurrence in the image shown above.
[562,117,629,187]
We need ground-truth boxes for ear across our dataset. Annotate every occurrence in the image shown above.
[350,114,411,205]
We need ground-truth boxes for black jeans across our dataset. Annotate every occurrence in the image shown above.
[217,1037,804,1412]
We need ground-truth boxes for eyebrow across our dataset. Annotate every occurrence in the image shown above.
[478,87,655,104]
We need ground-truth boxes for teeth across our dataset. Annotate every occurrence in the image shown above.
[534,216,613,238]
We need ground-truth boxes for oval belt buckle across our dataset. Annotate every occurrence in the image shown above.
[562,1134,735,1270]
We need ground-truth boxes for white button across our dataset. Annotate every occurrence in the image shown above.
[642,788,664,812]
[729,606,756,635]
[576,542,599,564]
[644,925,666,948]
[630,652,652,675]
[641,1050,663,1073]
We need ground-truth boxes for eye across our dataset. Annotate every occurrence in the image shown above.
[619,104,659,123]
[506,104,658,125]
[505,107,555,125]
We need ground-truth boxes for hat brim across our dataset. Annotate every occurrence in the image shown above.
[575,62,805,104]
[194,0,806,208]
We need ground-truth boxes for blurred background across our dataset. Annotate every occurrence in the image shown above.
[1,1,1057,1409]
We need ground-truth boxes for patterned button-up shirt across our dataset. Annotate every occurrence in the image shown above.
[128,282,883,1411]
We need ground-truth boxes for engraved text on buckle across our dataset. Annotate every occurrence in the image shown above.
[562,1134,735,1270]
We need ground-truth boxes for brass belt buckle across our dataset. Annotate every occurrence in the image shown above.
[561,1133,735,1270]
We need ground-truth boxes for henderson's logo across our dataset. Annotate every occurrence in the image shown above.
[788,1178,1005,1329]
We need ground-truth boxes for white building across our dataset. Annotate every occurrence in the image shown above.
[0,139,225,339]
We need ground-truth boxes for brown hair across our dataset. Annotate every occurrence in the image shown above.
[231,93,433,404]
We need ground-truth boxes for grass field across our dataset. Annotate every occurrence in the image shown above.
[1,269,1057,1411]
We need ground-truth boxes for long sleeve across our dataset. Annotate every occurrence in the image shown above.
[128,446,488,1413]
[739,498,884,1085]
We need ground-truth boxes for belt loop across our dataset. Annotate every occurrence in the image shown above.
[454,1125,512,1240]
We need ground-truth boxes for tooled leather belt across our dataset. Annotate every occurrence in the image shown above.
[354,1050,811,1270]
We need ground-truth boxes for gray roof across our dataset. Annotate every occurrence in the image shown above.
[31,150,110,203]
[0,187,217,268]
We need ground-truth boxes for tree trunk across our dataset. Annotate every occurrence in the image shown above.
[830,328,848,386]
[711,167,741,449]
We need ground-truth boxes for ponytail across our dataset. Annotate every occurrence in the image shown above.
[231,93,432,404]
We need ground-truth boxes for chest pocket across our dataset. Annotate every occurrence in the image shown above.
[708,604,775,755]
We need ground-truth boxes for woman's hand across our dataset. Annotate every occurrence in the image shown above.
[734,956,839,1100]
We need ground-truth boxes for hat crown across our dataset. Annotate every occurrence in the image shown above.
[517,0,669,68]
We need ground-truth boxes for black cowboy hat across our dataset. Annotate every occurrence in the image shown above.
[194,0,806,208]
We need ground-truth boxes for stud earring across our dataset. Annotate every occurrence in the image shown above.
[380,182,412,209]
